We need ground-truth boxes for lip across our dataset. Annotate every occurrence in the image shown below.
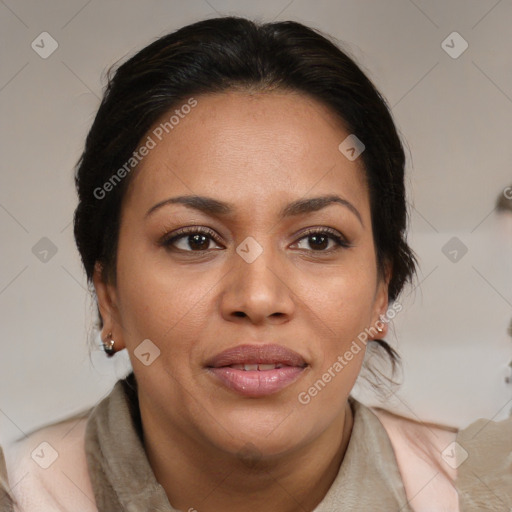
[206,344,308,398]
[206,344,307,368]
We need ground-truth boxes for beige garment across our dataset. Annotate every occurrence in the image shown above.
[1,372,511,511]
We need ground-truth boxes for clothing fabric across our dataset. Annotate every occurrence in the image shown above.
[1,372,511,511]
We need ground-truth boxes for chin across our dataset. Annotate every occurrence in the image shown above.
[207,410,314,458]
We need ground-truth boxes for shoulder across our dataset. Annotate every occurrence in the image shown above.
[368,404,512,511]
[1,413,98,512]
[368,405,459,511]
[1,445,15,511]
[455,413,512,510]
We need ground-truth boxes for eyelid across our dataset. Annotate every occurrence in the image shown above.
[159,225,223,247]
[295,226,348,242]
[292,226,351,250]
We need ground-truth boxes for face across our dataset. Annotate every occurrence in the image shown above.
[94,90,389,457]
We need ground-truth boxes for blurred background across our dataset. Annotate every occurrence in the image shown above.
[1,0,511,446]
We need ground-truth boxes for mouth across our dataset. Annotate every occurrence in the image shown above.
[205,344,308,398]
[228,363,287,371]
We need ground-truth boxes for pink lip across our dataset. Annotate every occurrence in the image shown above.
[206,344,307,398]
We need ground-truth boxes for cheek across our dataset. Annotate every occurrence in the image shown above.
[297,259,377,370]
[295,275,374,408]
[115,240,220,354]
[301,258,378,328]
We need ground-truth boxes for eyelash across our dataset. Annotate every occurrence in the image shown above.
[159,226,351,254]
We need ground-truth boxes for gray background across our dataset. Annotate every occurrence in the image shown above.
[1,0,511,446]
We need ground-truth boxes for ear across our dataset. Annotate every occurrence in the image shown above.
[370,263,391,339]
[92,262,126,351]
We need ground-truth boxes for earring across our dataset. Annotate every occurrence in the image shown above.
[103,332,116,357]
[376,326,384,333]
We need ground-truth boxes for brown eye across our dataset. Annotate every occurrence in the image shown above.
[294,228,350,252]
[161,227,222,252]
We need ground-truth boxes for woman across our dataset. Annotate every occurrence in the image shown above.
[1,16,510,512]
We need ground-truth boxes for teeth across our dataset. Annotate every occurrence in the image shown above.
[229,363,284,371]
[258,364,278,371]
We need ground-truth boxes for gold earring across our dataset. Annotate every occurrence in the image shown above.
[103,332,115,357]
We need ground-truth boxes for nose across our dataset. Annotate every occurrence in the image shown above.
[220,239,295,325]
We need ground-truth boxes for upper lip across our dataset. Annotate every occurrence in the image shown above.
[206,344,307,368]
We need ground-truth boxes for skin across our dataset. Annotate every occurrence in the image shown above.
[94,90,390,512]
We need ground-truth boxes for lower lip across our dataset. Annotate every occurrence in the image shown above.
[208,366,305,397]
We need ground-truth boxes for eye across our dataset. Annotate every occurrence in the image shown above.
[160,226,223,252]
[160,226,350,253]
[293,228,351,252]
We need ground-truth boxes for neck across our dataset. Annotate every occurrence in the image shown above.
[141,400,354,512]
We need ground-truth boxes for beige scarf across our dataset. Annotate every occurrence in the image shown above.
[2,373,511,511]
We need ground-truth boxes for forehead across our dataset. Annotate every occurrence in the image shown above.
[122,91,369,219]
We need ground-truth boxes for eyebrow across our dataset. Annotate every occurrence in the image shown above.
[145,194,363,226]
